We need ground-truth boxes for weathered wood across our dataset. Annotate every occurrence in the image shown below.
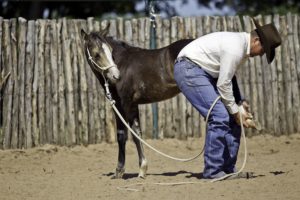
[0,17,3,148]
[37,20,46,145]
[69,19,80,144]
[17,17,27,148]
[44,20,53,143]
[274,15,286,135]
[62,18,76,145]
[50,20,59,144]
[280,15,293,134]
[10,18,19,148]
[32,20,39,146]
[117,17,124,40]
[287,13,300,133]
[262,15,274,134]
[269,18,280,135]
[57,19,66,144]
[75,19,89,145]
[2,20,13,149]
[24,20,34,148]
[292,14,300,133]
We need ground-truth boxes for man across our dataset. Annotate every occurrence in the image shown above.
[174,18,281,179]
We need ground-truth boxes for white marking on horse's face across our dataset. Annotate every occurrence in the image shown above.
[101,43,120,83]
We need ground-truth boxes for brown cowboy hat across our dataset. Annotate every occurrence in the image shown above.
[252,18,282,64]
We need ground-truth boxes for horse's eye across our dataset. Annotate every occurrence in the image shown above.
[95,53,100,59]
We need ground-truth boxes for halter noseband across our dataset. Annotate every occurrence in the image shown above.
[86,47,115,71]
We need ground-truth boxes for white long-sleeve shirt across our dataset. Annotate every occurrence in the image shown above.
[178,32,250,114]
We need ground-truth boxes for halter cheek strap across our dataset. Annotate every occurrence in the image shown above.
[86,47,114,71]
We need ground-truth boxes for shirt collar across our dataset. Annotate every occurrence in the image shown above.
[245,33,251,56]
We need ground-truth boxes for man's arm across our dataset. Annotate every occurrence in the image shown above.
[232,75,244,104]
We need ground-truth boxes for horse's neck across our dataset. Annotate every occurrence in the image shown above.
[106,37,140,64]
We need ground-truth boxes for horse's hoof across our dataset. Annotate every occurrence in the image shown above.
[138,159,148,179]
[112,168,125,179]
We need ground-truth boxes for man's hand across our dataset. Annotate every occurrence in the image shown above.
[233,110,252,128]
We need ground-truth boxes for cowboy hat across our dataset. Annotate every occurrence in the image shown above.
[252,18,282,64]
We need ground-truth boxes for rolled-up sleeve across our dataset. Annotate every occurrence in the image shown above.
[217,51,242,114]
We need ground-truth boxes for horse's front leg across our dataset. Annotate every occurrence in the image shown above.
[113,117,128,179]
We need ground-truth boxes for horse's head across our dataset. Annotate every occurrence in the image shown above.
[81,24,120,83]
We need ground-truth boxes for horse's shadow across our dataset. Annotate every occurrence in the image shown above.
[103,170,270,180]
[104,170,203,180]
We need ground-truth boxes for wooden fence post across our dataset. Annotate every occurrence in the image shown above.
[17,17,27,148]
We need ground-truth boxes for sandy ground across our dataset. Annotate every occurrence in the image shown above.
[0,133,300,200]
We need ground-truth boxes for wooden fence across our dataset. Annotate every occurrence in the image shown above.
[1,14,300,149]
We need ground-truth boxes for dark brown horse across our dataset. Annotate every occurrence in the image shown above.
[81,24,193,179]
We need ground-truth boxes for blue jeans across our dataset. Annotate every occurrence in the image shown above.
[174,57,241,179]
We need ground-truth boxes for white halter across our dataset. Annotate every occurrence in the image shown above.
[86,47,115,71]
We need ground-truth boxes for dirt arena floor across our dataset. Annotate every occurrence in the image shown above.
[0,133,300,200]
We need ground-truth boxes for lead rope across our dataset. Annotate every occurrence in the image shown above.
[101,76,247,189]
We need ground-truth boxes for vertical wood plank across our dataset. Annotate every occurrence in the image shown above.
[62,18,76,145]
[50,19,59,144]
[280,15,293,134]
[17,17,27,148]
[10,18,19,148]
[69,19,80,144]
[270,17,280,135]
[2,20,13,149]
[274,15,286,135]
[37,20,46,145]
[292,15,300,133]
[287,13,299,133]
[262,15,275,134]
[75,19,89,145]
[57,19,66,145]
[32,20,39,146]
[44,20,53,143]
[24,20,35,148]
[0,17,3,148]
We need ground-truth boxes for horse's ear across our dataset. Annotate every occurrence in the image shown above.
[101,22,110,37]
[81,29,88,41]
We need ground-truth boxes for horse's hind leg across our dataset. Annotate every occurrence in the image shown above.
[131,118,148,178]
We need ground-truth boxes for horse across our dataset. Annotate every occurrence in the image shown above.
[81,23,193,179]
